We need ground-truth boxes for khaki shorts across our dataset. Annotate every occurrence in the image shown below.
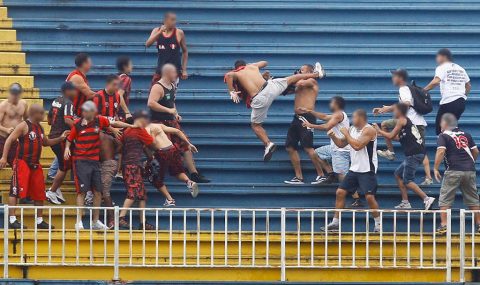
[382,119,426,142]
[439,170,479,207]
[250,78,288,124]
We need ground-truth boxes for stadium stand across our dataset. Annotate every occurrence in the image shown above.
[0,0,480,283]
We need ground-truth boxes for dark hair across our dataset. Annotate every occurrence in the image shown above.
[395,103,409,116]
[164,11,176,19]
[234,60,247,69]
[302,64,314,73]
[61,81,76,93]
[331,96,346,110]
[354,109,367,120]
[437,48,453,61]
[116,56,131,72]
[106,74,119,84]
[75,53,90,68]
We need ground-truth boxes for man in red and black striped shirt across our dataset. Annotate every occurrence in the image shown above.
[116,56,133,122]
[66,53,96,117]
[0,104,69,229]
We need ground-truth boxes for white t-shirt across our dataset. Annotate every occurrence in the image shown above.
[330,111,351,152]
[398,86,427,126]
[435,62,470,105]
[349,125,378,173]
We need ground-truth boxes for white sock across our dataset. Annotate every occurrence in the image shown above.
[331,217,339,225]
[374,216,381,226]
[36,217,43,224]
[402,200,409,203]
[9,216,16,224]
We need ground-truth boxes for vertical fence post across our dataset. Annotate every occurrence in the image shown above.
[3,204,8,279]
[113,206,120,281]
[280,208,286,282]
[459,209,466,283]
[446,209,452,282]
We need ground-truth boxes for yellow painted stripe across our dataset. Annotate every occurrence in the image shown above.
[0,52,25,64]
[0,7,8,19]
[0,41,22,51]
[0,30,16,41]
[0,75,34,88]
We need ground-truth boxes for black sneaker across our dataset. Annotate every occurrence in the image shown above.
[190,172,210,183]
[351,199,364,208]
[9,220,25,229]
[436,225,447,235]
[284,177,305,185]
[37,221,54,229]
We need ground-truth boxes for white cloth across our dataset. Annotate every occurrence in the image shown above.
[435,62,470,105]
[349,125,378,173]
[398,86,427,126]
[330,111,351,152]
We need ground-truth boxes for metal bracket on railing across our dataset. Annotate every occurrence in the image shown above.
[3,204,9,279]
[113,206,120,282]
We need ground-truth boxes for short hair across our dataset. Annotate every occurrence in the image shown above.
[234,60,247,69]
[437,48,453,61]
[75,53,90,68]
[354,109,367,121]
[395,103,409,116]
[105,74,119,84]
[164,11,176,19]
[302,64,314,73]
[116,56,131,72]
[441,113,458,130]
[161,63,176,75]
[331,96,346,110]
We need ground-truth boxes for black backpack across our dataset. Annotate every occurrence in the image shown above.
[407,80,433,115]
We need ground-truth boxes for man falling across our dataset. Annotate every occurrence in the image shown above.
[224,60,324,161]
[0,104,69,229]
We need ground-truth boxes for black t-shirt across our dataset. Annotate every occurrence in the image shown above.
[48,96,74,139]
[399,118,425,156]
[437,128,477,171]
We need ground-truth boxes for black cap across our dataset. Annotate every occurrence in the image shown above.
[390,68,409,81]
[133,110,150,120]
[9,83,23,95]
[61,81,76,93]
[437,48,453,61]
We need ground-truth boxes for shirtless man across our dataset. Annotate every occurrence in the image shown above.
[283,65,325,185]
[0,83,28,167]
[224,60,325,161]
[66,53,96,117]
[145,122,199,206]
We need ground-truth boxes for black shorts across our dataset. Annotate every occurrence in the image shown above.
[285,113,315,149]
[339,171,378,195]
[73,159,103,194]
[51,141,71,171]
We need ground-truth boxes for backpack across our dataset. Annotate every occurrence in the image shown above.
[407,80,433,115]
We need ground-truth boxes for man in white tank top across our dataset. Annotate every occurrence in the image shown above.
[320,109,382,233]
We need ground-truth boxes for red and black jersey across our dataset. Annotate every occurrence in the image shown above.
[66,69,89,117]
[156,28,182,72]
[120,128,154,166]
[48,96,74,139]
[67,116,110,161]
[16,120,44,166]
[93,89,120,120]
[118,73,131,119]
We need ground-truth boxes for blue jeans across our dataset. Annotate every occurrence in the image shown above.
[394,153,425,184]
[48,157,59,178]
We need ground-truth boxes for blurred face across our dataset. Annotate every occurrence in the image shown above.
[135,117,149,128]
[393,105,402,119]
[391,74,402,86]
[165,68,178,82]
[63,89,77,100]
[436,54,446,65]
[8,91,21,103]
[299,65,312,74]
[106,78,120,93]
[440,119,448,132]
[352,111,365,127]
[329,100,337,112]
[81,58,92,72]
[82,109,96,120]
[124,60,133,73]
[164,14,177,29]
[30,108,45,122]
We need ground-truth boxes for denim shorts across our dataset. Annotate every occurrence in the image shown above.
[315,144,350,175]
[394,153,425,184]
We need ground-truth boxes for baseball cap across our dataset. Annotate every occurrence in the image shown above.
[81,100,97,112]
[9,83,23,95]
[390,68,409,81]
[133,110,150,120]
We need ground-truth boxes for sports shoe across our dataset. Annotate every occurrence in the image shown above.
[107,220,115,230]
[377,149,395,161]
[119,217,130,229]
[9,220,25,229]
[284,177,304,185]
[46,190,61,205]
[420,178,433,186]
[424,197,436,210]
[84,191,94,206]
[310,176,327,185]
[313,62,325,79]
[54,189,66,203]
[115,173,124,181]
[374,224,382,233]
[394,201,412,209]
[190,172,211,183]
[187,181,199,198]
[37,221,54,230]
[351,198,364,208]
[75,221,84,230]
[138,223,155,231]
[263,142,277,162]
[436,225,447,235]
[320,222,339,232]
[164,199,176,207]
[92,220,109,230]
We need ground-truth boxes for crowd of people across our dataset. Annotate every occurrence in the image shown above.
[0,12,478,234]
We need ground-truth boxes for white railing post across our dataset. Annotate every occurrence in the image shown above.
[113,206,120,281]
[3,204,8,279]
[280,208,286,282]
[446,209,452,282]
[459,209,466,283]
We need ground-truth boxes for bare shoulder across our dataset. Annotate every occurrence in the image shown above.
[363,126,377,138]
[176,28,185,37]
[20,99,28,106]
[0,100,7,109]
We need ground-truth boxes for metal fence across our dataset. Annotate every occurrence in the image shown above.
[1,205,455,282]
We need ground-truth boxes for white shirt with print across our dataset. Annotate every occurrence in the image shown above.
[398,86,427,126]
[435,62,470,105]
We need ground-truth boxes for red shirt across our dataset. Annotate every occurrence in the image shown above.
[93,89,121,120]
[66,69,89,117]
[119,73,131,106]
[120,128,154,166]
[17,120,44,165]
[67,116,110,161]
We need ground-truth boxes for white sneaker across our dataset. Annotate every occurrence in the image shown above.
[374,224,382,233]
[263,142,277,162]
[92,220,109,230]
[54,189,66,203]
[314,62,325,79]
[377,149,395,161]
[75,221,84,230]
[395,201,412,209]
[424,197,436,210]
[115,173,124,181]
[46,190,61,205]
[420,178,433,186]
[187,181,199,198]
[164,199,176,207]
[284,177,305,185]
[311,176,327,185]
[84,191,94,206]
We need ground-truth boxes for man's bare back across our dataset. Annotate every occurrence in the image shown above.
[294,79,318,115]
[234,65,267,98]
[146,123,174,149]
[0,99,27,138]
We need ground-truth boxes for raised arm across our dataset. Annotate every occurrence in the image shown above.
[327,129,348,149]
[373,118,405,140]
[0,121,26,168]
[304,111,343,131]
[249,61,268,69]
[342,126,376,151]
[178,29,188,80]
[146,26,164,47]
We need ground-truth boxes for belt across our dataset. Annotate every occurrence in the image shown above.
[254,81,269,96]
